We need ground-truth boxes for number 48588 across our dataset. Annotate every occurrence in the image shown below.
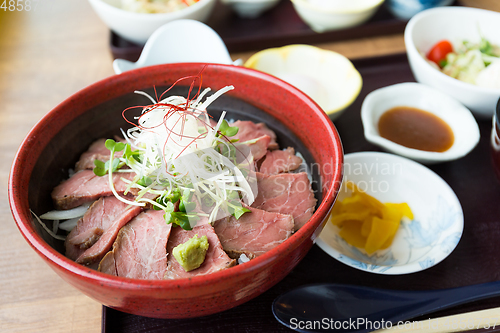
[1,0,40,11]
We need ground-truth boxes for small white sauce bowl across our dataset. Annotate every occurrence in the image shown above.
[290,0,385,33]
[405,6,500,118]
[220,0,280,19]
[361,82,480,164]
[316,151,464,275]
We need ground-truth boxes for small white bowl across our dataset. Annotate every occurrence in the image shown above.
[220,0,280,18]
[385,0,453,20]
[113,20,234,74]
[244,44,362,120]
[88,0,216,45]
[405,6,500,118]
[290,0,385,33]
[316,151,464,275]
[361,82,480,164]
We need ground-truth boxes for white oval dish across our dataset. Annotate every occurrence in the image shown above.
[244,44,362,120]
[113,20,234,74]
[361,82,480,164]
[404,6,500,118]
[88,0,216,45]
[316,151,464,275]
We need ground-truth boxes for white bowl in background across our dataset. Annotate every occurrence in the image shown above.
[220,0,280,18]
[316,151,464,275]
[88,0,216,45]
[244,44,362,120]
[290,0,385,33]
[113,20,234,74]
[361,82,480,164]
[385,0,453,20]
[404,6,500,118]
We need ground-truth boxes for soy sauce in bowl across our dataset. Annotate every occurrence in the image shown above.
[378,106,454,153]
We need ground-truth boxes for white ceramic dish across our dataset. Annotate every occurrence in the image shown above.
[290,0,385,33]
[316,151,464,275]
[405,6,500,118]
[361,82,480,164]
[220,0,280,18]
[244,44,362,120]
[88,0,216,45]
[385,0,453,20]
[113,20,234,74]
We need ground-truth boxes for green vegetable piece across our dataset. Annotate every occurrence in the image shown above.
[172,235,209,272]
[231,205,251,219]
[179,188,196,213]
[105,139,125,152]
[217,120,239,138]
[93,159,107,176]
[92,157,121,176]
[137,176,153,187]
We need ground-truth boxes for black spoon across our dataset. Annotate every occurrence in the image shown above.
[272,282,500,332]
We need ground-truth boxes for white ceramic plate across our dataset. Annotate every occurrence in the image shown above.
[316,151,464,275]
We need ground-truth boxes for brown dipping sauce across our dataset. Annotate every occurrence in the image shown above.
[378,106,454,152]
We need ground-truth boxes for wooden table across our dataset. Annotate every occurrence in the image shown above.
[0,1,498,332]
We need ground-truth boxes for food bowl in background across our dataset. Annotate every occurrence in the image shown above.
[316,152,463,275]
[220,0,280,18]
[112,20,234,74]
[290,0,385,33]
[491,98,500,181]
[361,82,480,164]
[385,0,453,20]
[87,0,217,45]
[244,44,362,121]
[9,63,343,318]
[405,6,500,118]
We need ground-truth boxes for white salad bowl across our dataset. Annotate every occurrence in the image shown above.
[405,6,500,118]
[113,20,234,74]
[361,82,480,164]
[88,0,216,45]
[316,152,464,275]
[290,0,385,33]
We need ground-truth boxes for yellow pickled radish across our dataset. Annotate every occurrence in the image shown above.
[329,184,413,255]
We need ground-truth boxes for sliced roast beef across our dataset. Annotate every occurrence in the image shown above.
[65,195,142,265]
[75,138,127,171]
[232,120,278,150]
[259,147,303,175]
[164,224,235,279]
[52,170,137,210]
[241,135,271,161]
[252,172,316,231]
[98,210,171,279]
[213,205,294,259]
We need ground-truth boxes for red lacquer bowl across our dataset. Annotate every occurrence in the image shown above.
[8,63,343,318]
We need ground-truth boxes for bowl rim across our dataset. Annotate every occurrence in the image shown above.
[9,62,343,291]
[316,151,464,275]
[290,0,384,14]
[404,6,500,96]
[244,44,363,116]
[361,82,480,163]
[89,0,215,18]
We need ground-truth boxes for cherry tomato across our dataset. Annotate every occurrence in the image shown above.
[426,40,453,67]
